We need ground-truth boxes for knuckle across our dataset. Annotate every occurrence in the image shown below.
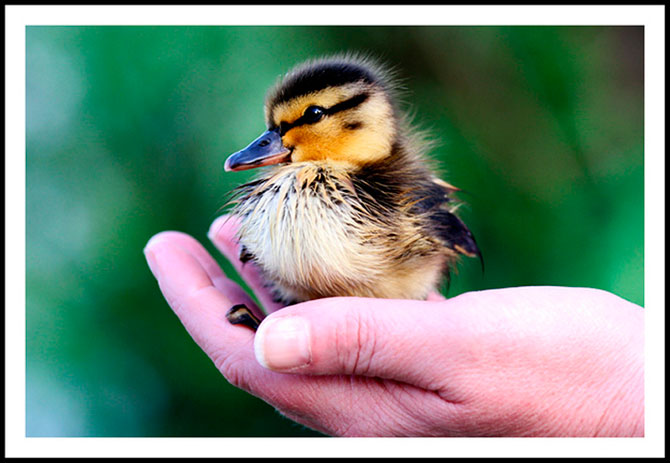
[211,349,249,390]
[334,306,378,376]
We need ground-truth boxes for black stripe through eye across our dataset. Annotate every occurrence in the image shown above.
[324,92,369,115]
[278,92,370,135]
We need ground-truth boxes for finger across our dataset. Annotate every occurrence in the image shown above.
[208,215,284,313]
[144,236,255,351]
[142,237,308,416]
[146,232,262,319]
[427,291,446,301]
[252,296,467,391]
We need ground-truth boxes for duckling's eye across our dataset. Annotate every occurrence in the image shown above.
[303,105,325,123]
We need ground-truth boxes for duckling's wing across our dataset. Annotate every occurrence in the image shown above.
[429,208,480,258]
[417,179,481,259]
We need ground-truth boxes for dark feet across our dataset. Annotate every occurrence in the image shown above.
[226,304,262,331]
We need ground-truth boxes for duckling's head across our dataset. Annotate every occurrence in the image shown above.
[225,55,400,172]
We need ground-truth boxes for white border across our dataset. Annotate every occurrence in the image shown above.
[4,4,666,26]
[6,4,665,458]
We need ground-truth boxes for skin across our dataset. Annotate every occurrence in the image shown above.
[143,215,644,437]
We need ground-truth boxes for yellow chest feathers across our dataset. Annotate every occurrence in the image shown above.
[233,163,447,303]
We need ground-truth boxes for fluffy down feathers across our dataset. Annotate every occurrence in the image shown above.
[226,54,479,305]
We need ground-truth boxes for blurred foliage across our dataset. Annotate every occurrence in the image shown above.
[26,26,643,436]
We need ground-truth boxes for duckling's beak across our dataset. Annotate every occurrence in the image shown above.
[224,129,291,172]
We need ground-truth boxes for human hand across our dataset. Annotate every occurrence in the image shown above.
[143,215,644,437]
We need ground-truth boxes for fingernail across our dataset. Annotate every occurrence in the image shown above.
[143,237,167,280]
[207,215,229,243]
[254,317,312,371]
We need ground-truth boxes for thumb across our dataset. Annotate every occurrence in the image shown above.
[253,296,463,389]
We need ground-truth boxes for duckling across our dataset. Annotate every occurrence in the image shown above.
[223,54,479,324]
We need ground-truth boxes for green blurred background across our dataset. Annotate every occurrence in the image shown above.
[26,26,643,437]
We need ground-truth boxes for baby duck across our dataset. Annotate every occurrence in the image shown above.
[224,54,479,315]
